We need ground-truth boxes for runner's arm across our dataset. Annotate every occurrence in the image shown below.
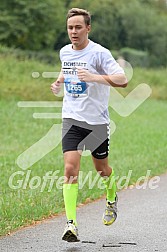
[51,70,64,95]
[77,69,128,88]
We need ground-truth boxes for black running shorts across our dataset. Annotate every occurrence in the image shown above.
[62,118,110,159]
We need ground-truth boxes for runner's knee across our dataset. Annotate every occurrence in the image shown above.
[64,163,79,182]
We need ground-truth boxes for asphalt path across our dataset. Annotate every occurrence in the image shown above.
[0,174,167,252]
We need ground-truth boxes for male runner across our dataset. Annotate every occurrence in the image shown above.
[51,8,127,242]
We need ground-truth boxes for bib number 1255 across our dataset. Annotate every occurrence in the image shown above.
[65,78,87,96]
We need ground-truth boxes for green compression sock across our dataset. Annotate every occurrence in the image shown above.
[102,169,117,202]
[63,183,78,225]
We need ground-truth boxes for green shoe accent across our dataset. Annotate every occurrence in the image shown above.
[102,195,118,226]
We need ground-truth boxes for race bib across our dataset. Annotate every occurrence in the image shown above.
[64,78,87,97]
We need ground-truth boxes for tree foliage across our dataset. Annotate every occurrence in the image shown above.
[0,0,166,66]
[0,0,65,50]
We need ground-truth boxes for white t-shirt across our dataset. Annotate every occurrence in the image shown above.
[60,40,124,125]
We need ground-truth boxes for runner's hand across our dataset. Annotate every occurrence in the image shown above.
[51,80,61,95]
[77,68,95,82]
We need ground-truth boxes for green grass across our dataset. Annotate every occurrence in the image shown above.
[0,55,60,101]
[117,67,167,100]
[0,55,167,101]
[0,55,167,236]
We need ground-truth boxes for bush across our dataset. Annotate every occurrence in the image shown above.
[120,47,149,67]
[0,44,59,65]
[110,50,120,60]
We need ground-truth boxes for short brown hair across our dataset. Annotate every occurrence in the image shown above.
[66,8,91,26]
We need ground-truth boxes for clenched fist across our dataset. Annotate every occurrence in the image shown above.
[51,80,61,95]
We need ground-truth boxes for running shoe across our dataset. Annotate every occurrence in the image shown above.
[62,220,80,242]
[102,195,118,226]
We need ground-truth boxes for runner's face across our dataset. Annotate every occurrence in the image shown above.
[67,15,90,50]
